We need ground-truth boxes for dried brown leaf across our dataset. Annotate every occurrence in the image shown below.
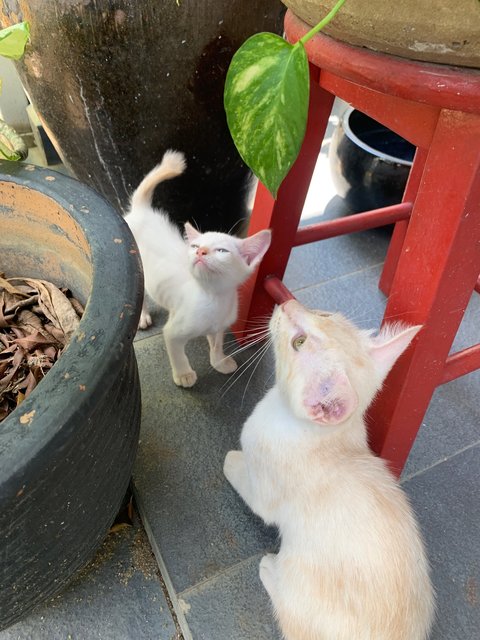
[13,331,57,351]
[0,274,28,296]
[22,278,80,341]
[0,275,84,423]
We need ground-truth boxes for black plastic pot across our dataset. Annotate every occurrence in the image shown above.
[329,107,415,212]
[1,0,285,231]
[0,161,143,629]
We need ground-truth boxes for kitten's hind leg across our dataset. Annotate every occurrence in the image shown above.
[138,299,153,330]
[163,322,197,387]
[207,331,237,374]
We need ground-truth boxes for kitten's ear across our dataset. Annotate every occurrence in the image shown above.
[239,229,272,268]
[369,324,422,381]
[184,222,201,243]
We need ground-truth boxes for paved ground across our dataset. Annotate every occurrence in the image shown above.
[130,201,480,640]
[2,103,479,639]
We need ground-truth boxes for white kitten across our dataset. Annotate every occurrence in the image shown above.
[125,150,271,387]
[224,300,434,640]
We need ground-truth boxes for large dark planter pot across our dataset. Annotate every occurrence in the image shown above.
[329,107,415,213]
[0,162,143,629]
[1,0,285,231]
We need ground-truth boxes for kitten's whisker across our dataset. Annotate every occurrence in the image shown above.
[222,328,270,347]
[234,313,272,325]
[230,322,269,338]
[220,338,272,399]
[224,326,270,340]
[241,339,272,406]
[219,341,269,396]
[263,370,275,392]
[190,217,201,232]
[227,217,247,235]
[222,333,270,360]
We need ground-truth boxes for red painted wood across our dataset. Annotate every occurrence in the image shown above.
[441,344,480,385]
[319,71,440,149]
[285,10,480,114]
[238,9,480,476]
[368,110,480,476]
[379,148,429,296]
[294,203,411,246]
[264,276,296,305]
[233,73,335,341]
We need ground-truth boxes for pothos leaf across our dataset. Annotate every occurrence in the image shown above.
[0,22,30,60]
[224,33,309,199]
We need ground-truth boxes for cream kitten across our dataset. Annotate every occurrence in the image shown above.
[125,150,271,387]
[224,299,434,640]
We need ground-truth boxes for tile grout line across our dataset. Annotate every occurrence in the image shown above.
[132,483,193,640]
[289,261,386,295]
[177,551,268,599]
[401,439,480,484]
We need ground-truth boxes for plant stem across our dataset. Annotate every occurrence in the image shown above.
[298,0,347,45]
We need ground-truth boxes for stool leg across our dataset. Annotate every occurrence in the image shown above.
[379,147,428,296]
[368,110,480,476]
[234,73,335,341]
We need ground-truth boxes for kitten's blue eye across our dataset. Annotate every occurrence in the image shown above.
[216,248,229,253]
[191,243,199,249]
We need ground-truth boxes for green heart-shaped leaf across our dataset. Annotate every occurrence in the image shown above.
[0,22,30,60]
[224,33,309,199]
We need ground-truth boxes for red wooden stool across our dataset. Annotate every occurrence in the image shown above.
[235,10,480,476]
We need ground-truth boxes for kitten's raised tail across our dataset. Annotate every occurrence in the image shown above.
[130,150,186,210]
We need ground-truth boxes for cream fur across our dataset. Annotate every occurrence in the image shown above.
[224,300,434,639]
[125,150,271,387]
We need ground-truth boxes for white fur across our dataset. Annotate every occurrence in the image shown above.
[125,150,271,387]
[224,300,434,639]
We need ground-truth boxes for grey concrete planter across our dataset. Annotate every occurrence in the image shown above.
[0,162,143,629]
[282,0,480,68]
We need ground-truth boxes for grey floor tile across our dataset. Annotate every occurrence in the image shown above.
[284,223,389,293]
[403,445,480,640]
[403,368,480,479]
[180,556,281,640]
[0,516,179,640]
[293,263,388,330]
[132,335,278,595]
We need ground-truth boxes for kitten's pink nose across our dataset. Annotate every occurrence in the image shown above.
[197,247,209,256]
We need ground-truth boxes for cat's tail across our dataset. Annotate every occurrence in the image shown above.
[130,149,186,210]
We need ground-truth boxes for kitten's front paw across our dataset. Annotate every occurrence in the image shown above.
[138,310,153,330]
[212,356,238,375]
[259,554,276,596]
[223,450,243,484]
[173,369,197,388]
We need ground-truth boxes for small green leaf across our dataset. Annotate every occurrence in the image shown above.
[0,119,28,161]
[0,22,30,60]
[224,33,309,198]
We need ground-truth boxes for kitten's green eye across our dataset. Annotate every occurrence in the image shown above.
[191,243,199,249]
[292,335,307,351]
